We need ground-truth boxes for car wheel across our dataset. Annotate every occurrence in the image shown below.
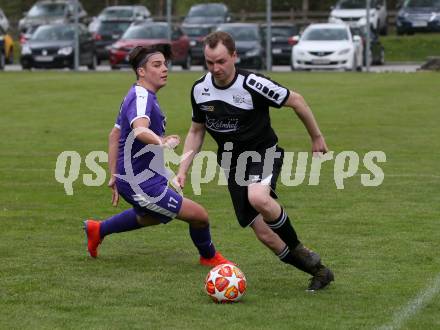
[182,53,191,70]
[0,51,5,70]
[88,54,97,70]
[378,48,385,65]
[6,47,13,64]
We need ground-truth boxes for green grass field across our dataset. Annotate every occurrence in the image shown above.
[1,71,439,329]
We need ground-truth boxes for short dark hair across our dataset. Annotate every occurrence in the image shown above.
[128,44,173,77]
[203,31,235,55]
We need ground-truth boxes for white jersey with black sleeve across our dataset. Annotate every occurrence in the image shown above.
[191,69,290,161]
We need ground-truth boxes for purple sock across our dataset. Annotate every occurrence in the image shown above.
[99,209,142,238]
[189,225,216,258]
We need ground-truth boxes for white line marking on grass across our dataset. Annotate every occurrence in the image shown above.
[377,272,440,330]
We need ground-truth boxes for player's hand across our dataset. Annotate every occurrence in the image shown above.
[108,175,119,207]
[174,172,186,190]
[312,135,328,157]
[162,135,180,149]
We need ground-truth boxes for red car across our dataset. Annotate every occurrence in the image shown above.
[109,22,191,69]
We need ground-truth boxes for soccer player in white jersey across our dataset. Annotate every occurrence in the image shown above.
[176,32,334,291]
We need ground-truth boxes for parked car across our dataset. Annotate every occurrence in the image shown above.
[0,35,5,70]
[261,23,299,65]
[18,0,88,35]
[183,3,231,25]
[329,0,388,35]
[20,23,97,70]
[89,5,152,33]
[396,0,440,34]
[0,25,14,64]
[350,25,384,65]
[0,7,9,31]
[217,23,265,69]
[93,20,132,63]
[181,24,216,65]
[109,22,191,70]
[291,23,363,71]
[98,5,151,21]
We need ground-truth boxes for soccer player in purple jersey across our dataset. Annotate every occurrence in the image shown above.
[84,44,233,267]
[176,32,334,291]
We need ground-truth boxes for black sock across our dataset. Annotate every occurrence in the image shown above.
[267,208,300,250]
[277,244,320,276]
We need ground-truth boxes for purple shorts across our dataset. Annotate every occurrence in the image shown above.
[116,178,183,224]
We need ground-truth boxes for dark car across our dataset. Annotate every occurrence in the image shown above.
[183,3,230,25]
[0,36,5,70]
[109,22,191,70]
[20,23,97,70]
[18,0,88,36]
[217,23,264,69]
[181,24,216,65]
[98,5,151,22]
[396,0,440,34]
[93,20,132,62]
[261,23,299,65]
[350,25,385,65]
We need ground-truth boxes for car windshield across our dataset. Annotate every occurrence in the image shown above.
[188,5,225,17]
[218,26,259,41]
[122,25,168,39]
[28,3,66,17]
[31,25,74,41]
[261,26,298,37]
[404,0,440,8]
[99,8,134,19]
[182,26,212,37]
[302,28,349,41]
[98,21,131,34]
[336,0,371,9]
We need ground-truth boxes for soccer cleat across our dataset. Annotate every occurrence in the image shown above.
[199,252,236,267]
[83,220,102,258]
[307,266,334,292]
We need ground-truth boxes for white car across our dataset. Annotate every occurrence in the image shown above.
[291,23,363,71]
[0,8,9,31]
[329,0,388,35]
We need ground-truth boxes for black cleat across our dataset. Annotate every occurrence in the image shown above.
[307,267,334,292]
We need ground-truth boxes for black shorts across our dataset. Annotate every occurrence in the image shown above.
[224,146,284,228]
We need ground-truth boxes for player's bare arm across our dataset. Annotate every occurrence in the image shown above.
[176,122,206,188]
[132,117,180,148]
[284,91,328,154]
[108,126,120,206]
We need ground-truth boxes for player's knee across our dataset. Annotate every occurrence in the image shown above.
[248,190,270,212]
[190,206,209,227]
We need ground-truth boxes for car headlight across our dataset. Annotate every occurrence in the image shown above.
[338,48,351,55]
[21,44,32,55]
[58,46,73,55]
[245,49,260,57]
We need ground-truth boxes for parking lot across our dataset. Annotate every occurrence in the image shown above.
[3,62,421,73]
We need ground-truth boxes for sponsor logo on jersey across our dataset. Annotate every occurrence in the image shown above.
[202,88,210,96]
[232,94,246,104]
[206,118,239,132]
[200,105,215,112]
[247,77,281,101]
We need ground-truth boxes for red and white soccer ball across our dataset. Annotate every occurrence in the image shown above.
[204,264,247,303]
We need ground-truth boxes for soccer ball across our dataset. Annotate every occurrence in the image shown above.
[204,264,247,303]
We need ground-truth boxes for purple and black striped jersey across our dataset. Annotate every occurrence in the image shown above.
[115,84,167,185]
